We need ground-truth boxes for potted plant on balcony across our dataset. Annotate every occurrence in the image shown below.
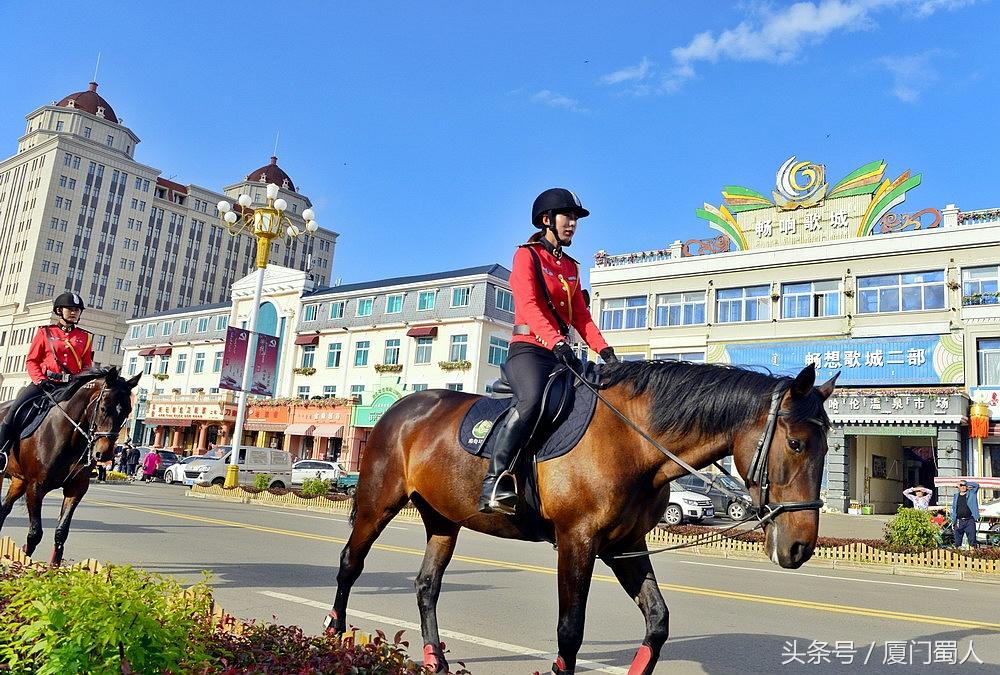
[292,367,316,375]
[374,363,403,373]
[438,359,472,371]
[152,373,169,381]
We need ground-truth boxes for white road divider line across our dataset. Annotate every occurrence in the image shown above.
[259,590,628,674]
[673,559,958,591]
[265,507,408,530]
[89,486,148,497]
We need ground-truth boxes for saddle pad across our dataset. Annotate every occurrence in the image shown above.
[458,382,598,462]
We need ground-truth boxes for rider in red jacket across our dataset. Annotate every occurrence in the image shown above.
[479,189,617,514]
[0,292,93,473]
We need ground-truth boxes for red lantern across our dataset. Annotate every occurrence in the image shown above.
[969,402,991,439]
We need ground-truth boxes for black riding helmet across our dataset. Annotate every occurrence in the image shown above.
[53,292,85,313]
[531,188,590,228]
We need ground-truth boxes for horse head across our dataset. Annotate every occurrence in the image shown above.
[733,364,838,569]
[71,367,142,464]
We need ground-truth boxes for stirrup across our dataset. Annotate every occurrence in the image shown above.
[486,471,518,515]
[0,451,6,474]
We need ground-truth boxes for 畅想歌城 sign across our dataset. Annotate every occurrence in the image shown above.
[712,334,963,386]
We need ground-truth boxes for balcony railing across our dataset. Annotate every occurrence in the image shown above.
[594,248,677,268]
[958,209,1000,226]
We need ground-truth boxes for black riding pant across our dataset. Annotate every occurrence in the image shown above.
[504,342,560,429]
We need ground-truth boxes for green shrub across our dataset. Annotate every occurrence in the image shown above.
[300,477,332,498]
[0,565,216,675]
[253,473,274,490]
[884,507,939,548]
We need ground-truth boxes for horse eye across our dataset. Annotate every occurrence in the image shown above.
[788,438,803,452]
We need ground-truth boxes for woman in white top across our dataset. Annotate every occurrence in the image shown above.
[903,485,933,510]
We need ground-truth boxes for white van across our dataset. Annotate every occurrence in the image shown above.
[189,445,293,489]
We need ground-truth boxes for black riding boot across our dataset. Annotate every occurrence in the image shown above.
[478,409,530,515]
[0,419,12,473]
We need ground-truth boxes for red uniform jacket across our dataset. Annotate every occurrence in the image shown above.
[26,325,94,384]
[510,240,609,353]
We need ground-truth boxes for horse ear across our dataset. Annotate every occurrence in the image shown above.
[791,364,816,398]
[126,373,142,389]
[817,371,840,400]
[106,366,119,381]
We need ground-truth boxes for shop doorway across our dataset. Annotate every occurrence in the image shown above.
[904,445,938,504]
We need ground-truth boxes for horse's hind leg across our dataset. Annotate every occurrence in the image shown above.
[22,484,45,557]
[414,503,460,673]
[551,532,597,675]
[0,476,27,532]
[327,476,408,634]
[51,476,90,566]
[600,544,668,675]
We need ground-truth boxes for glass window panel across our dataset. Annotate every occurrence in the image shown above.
[923,284,945,309]
[879,288,900,312]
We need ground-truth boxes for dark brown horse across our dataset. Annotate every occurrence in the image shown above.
[0,367,139,565]
[328,361,836,674]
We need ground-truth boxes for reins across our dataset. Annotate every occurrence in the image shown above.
[39,381,119,480]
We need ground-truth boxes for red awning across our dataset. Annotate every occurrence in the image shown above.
[294,334,319,345]
[138,348,156,357]
[285,423,315,436]
[406,326,438,338]
[153,347,172,356]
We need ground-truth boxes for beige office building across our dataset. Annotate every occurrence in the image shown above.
[590,157,1000,513]
[0,81,337,398]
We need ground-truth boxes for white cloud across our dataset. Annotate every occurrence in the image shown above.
[531,90,586,112]
[596,0,977,93]
[878,51,941,102]
[601,57,654,85]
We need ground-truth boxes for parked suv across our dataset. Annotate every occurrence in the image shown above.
[676,473,753,521]
[661,487,715,525]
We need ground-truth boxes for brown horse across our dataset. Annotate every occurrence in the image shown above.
[328,361,836,674]
[0,367,139,565]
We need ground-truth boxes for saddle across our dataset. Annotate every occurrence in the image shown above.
[0,386,69,443]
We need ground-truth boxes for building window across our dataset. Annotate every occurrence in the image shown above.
[601,296,648,330]
[129,326,140,339]
[384,339,400,365]
[212,351,223,373]
[451,287,471,307]
[350,384,365,402]
[158,356,170,374]
[300,344,316,368]
[495,288,514,313]
[176,353,188,374]
[297,386,311,399]
[781,280,841,319]
[717,286,770,323]
[215,315,229,330]
[446,383,464,392]
[963,265,1000,305]
[322,385,337,397]
[654,291,705,326]
[449,334,468,362]
[386,294,403,314]
[179,319,190,334]
[303,304,318,321]
[161,321,173,336]
[415,337,433,364]
[83,126,91,138]
[55,120,64,131]
[488,336,509,366]
[418,290,436,311]
[127,357,138,376]
[354,340,370,366]
[106,135,114,147]
[326,342,342,367]
[95,335,106,352]
[194,352,205,373]
[197,317,209,332]
[356,297,374,317]
[145,324,155,338]
[411,383,428,392]
[329,301,345,319]
[978,339,1000,385]
[143,359,153,375]
[653,351,706,363]
[857,271,945,314]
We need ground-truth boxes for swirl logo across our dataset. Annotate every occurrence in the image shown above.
[773,156,828,210]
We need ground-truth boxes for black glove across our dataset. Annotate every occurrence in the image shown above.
[599,347,619,364]
[37,380,56,394]
[553,342,582,372]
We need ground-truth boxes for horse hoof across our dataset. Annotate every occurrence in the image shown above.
[323,610,342,634]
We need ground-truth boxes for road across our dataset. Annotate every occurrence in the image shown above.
[1,480,998,674]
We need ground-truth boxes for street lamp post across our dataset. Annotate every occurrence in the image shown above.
[217,182,318,488]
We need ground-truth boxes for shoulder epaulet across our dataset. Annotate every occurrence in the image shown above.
[517,241,543,249]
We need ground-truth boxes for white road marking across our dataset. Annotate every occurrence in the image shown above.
[672,559,958,591]
[88,486,147,497]
[259,590,628,674]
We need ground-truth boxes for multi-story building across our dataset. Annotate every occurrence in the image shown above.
[0,81,337,398]
[121,263,514,470]
[590,156,1000,513]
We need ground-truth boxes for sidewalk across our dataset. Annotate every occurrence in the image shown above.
[818,511,892,539]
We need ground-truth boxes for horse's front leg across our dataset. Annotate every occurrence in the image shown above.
[51,476,90,566]
[415,520,460,673]
[0,475,27,532]
[22,484,45,557]
[551,531,597,675]
[600,543,669,675]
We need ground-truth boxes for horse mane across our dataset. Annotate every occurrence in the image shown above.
[600,360,829,437]
[58,366,129,401]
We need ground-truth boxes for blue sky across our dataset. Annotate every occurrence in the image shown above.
[1,1,997,287]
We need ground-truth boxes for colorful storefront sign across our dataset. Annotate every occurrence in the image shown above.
[712,334,963,386]
[350,387,405,428]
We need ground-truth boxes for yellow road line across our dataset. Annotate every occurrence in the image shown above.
[91,500,1000,632]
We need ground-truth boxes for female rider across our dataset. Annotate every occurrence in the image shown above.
[479,188,617,514]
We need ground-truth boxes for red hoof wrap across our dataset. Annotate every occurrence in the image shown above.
[627,644,654,675]
[423,644,441,672]
[552,655,570,674]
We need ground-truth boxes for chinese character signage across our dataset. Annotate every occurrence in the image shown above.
[716,334,963,386]
[350,386,404,428]
[969,387,1000,419]
[251,333,280,397]
[219,327,250,391]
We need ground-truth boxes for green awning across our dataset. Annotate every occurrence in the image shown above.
[841,425,937,437]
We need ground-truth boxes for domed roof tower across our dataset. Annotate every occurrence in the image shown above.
[56,82,119,124]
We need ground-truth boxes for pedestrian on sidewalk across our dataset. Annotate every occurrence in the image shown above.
[126,444,140,479]
[141,450,161,483]
[951,480,980,549]
[903,485,933,510]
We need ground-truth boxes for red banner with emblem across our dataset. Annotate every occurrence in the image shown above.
[219,327,250,391]
[251,333,280,397]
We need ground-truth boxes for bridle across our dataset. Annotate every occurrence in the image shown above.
[744,381,825,522]
[42,381,125,476]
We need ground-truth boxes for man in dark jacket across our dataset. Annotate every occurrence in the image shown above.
[126,445,141,479]
[950,480,980,548]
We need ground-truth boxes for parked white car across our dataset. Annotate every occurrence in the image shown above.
[661,487,716,525]
[291,460,342,485]
[164,455,212,484]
